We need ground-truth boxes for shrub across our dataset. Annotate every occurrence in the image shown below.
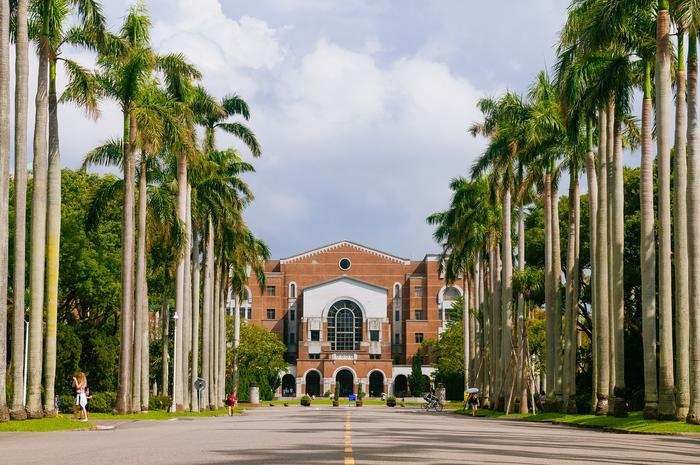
[149,395,171,411]
[386,396,397,407]
[87,391,117,413]
[323,390,332,398]
[332,400,339,407]
[59,395,75,414]
[301,395,311,406]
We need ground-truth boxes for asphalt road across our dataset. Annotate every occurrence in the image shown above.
[1,406,699,465]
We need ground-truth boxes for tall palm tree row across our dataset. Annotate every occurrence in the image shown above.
[0,1,269,421]
[428,0,700,425]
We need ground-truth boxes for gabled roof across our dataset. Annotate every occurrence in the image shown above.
[280,240,411,265]
[301,275,388,293]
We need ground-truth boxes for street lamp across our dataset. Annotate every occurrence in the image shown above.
[171,312,179,413]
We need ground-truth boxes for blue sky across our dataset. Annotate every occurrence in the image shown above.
[52,0,571,258]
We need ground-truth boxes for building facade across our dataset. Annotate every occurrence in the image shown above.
[242,241,462,398]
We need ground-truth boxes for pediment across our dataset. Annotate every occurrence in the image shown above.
[302,276,388,319]
[280,240,410,265]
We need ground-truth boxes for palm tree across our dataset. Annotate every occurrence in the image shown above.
[43,0,107,416]
[656,0,676,420]
[9,0,29,421]
[680,1,700,425]
[95,4,199,413]
[0,0,9,423]
[26,0,51,419]
[672,6,691,422]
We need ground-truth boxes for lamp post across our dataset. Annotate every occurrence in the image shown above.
[171,312,179,413]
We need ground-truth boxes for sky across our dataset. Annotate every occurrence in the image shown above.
[21,0,573,259]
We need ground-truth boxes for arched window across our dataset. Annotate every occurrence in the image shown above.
[289,282,297,298]
[327,300,362,351]
[443,286,460,302]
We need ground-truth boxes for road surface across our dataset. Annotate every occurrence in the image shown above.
[1,406,698,464]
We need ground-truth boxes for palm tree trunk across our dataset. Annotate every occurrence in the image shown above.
[606,99,616,404]
[584,123,598,414]
[233,294,241,396]
[132,153,147,413]
[656,1,676,420]
[463,274,470,390]
[611,118,626,417]
[115,106,137,414]
[552,181,563,409]
[26,32,50,419]
[641,61,659,419]
[595,107,610,416]
[204,218,215,409]
[191,228,201,412]
[218,264,227,405]
[183,183,192,410]
[544,170,553,409]
[160,292,169,397]
[173,152,187,412]
[687,32,700,425]
[489,240,501,408]
[675,31,691,421]
[501,188,513,406]
[563,168,577,413]
[469,272,477,383]
[482,256,491,403]
[10,0,29,421]
[0,0,9,422]
[141,278,149,410]
[571,172,580,413]
[43,57,62,417]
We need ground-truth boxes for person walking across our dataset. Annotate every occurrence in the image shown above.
[467,392,480,417]
[73,372,89,422]
[226,392,237,416]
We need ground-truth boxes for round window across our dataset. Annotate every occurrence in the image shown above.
[339,258,352,271]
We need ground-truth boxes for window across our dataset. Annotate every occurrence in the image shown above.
[310,330,320,341]
[289,283,296,298]
[414,309,425,320]
[309,353,320,360]
[415,286,424,297]
[239,308,246,318]
[247,309,252,319]
[369,354,380,360]
[339,258,352,270]
[266,286,276,296]
[415,333,424,343]
[370,330,380,342]
[266,308,276,319]
[394,334,400,344]
[290,333,295,343]
[443,286,460,301]
[290,309,296,321]
[327,299,362,351]
[283,332,288,344]
[438,308,444,320]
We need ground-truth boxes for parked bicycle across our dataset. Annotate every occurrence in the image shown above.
[422,393,443,412]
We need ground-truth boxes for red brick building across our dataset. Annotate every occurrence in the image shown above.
[242,240,462,398]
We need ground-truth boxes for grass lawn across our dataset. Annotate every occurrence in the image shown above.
[455,409,700,435]
[89,407,237,420]
[0,416,94,432]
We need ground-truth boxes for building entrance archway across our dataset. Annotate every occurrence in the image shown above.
[394,375,408,397]
[336,369,354,397]
[305,371,321,397]
[369,371,384,397]
[282,374,296,397]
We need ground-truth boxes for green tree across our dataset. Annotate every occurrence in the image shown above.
[409,355,425,396]
[226,321,286,401]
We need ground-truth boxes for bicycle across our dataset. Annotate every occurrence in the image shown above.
[422,394,444,412]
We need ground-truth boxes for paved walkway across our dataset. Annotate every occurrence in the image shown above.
[1,407,699,464]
